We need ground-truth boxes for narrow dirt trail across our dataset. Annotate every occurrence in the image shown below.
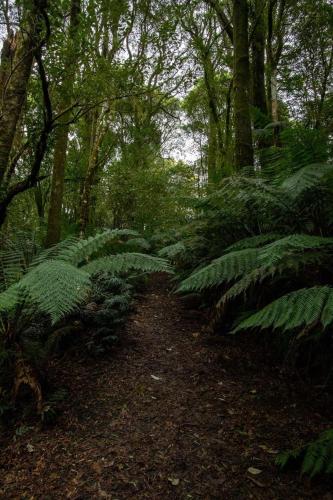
[0,276,330,499]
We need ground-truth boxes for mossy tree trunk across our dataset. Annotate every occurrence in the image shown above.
[252,0,267,117]
[45,0,81,247]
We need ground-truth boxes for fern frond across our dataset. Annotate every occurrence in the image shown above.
[0,249,26,290]
[31,237,79,266]
[225,234,285,252]
[277,429,333,477]
[235,286,333,332]
[177,249,259,292]
[258,234,333,267]
[56,230,138,266]
[158,242,186,259]
[124,238,151,251]
[281,163,333,198]
[217,266,273,308]
[20,261,90,324]
[81,253,172,275]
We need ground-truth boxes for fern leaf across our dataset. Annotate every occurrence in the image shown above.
[277,429,333,477]
[258,234,333,267]
[281,163,333,198]
[225,234,285,253]
[56,230,138,266]
[3,261,91,324]
[124,238,151,251]
[217,267,273,308]
[158,242,186,259]
[81,253,172,275]
[235,286,333,332]
[177,249,259,292]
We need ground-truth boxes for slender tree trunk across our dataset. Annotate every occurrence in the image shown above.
[233,0,253,168]
[225,78,233,167]
[270,67,278,122]
[45,0,81,246]
[202,52,224,184]
[252,0,267,116]
[207,111,218,186]
[315,47,333,129]
[79,111,101,237]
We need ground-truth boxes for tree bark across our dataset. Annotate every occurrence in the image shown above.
[207,111,218,186]
[0,1,53,229]
[0,31,34,184]
[251,0,267,116]
[233,0,253,168]
[79,111,101,237]
[45,0,81,247]
[202,52,224,184]
[266,0,286,122]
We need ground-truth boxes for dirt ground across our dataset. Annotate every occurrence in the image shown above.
[0,275,332,499]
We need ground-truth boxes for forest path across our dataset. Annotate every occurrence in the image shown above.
[0,275,328,499]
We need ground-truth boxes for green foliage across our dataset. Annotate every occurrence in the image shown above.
[0,260,90,324]
[0,230,171,325]
[225,233,285,252]
[281,163,333,198]
[277,429,333,477]
[178,234,333,295]
[235,286,333,332]
[158,242,187,260]
[52,229,138,266]
[178,249,258,292]
[82,252,172,276]
[80,273,133,356]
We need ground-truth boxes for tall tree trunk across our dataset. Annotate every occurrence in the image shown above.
[233,0,253,168]
[270,67,278,122]
[252,0,267,116]
[0,31,34,184]
[203,52,224,184]
[79,111,101,237]
[0,1,53,229]
[266,0,286,122]
[45,0,81,247]
[207,111,218,186]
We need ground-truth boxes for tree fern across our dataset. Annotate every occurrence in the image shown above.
[235,286,333,332]
[178,234,333,295]
[0,232,171,325]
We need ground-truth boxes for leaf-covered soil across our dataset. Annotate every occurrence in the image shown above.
[0,275,332,499]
